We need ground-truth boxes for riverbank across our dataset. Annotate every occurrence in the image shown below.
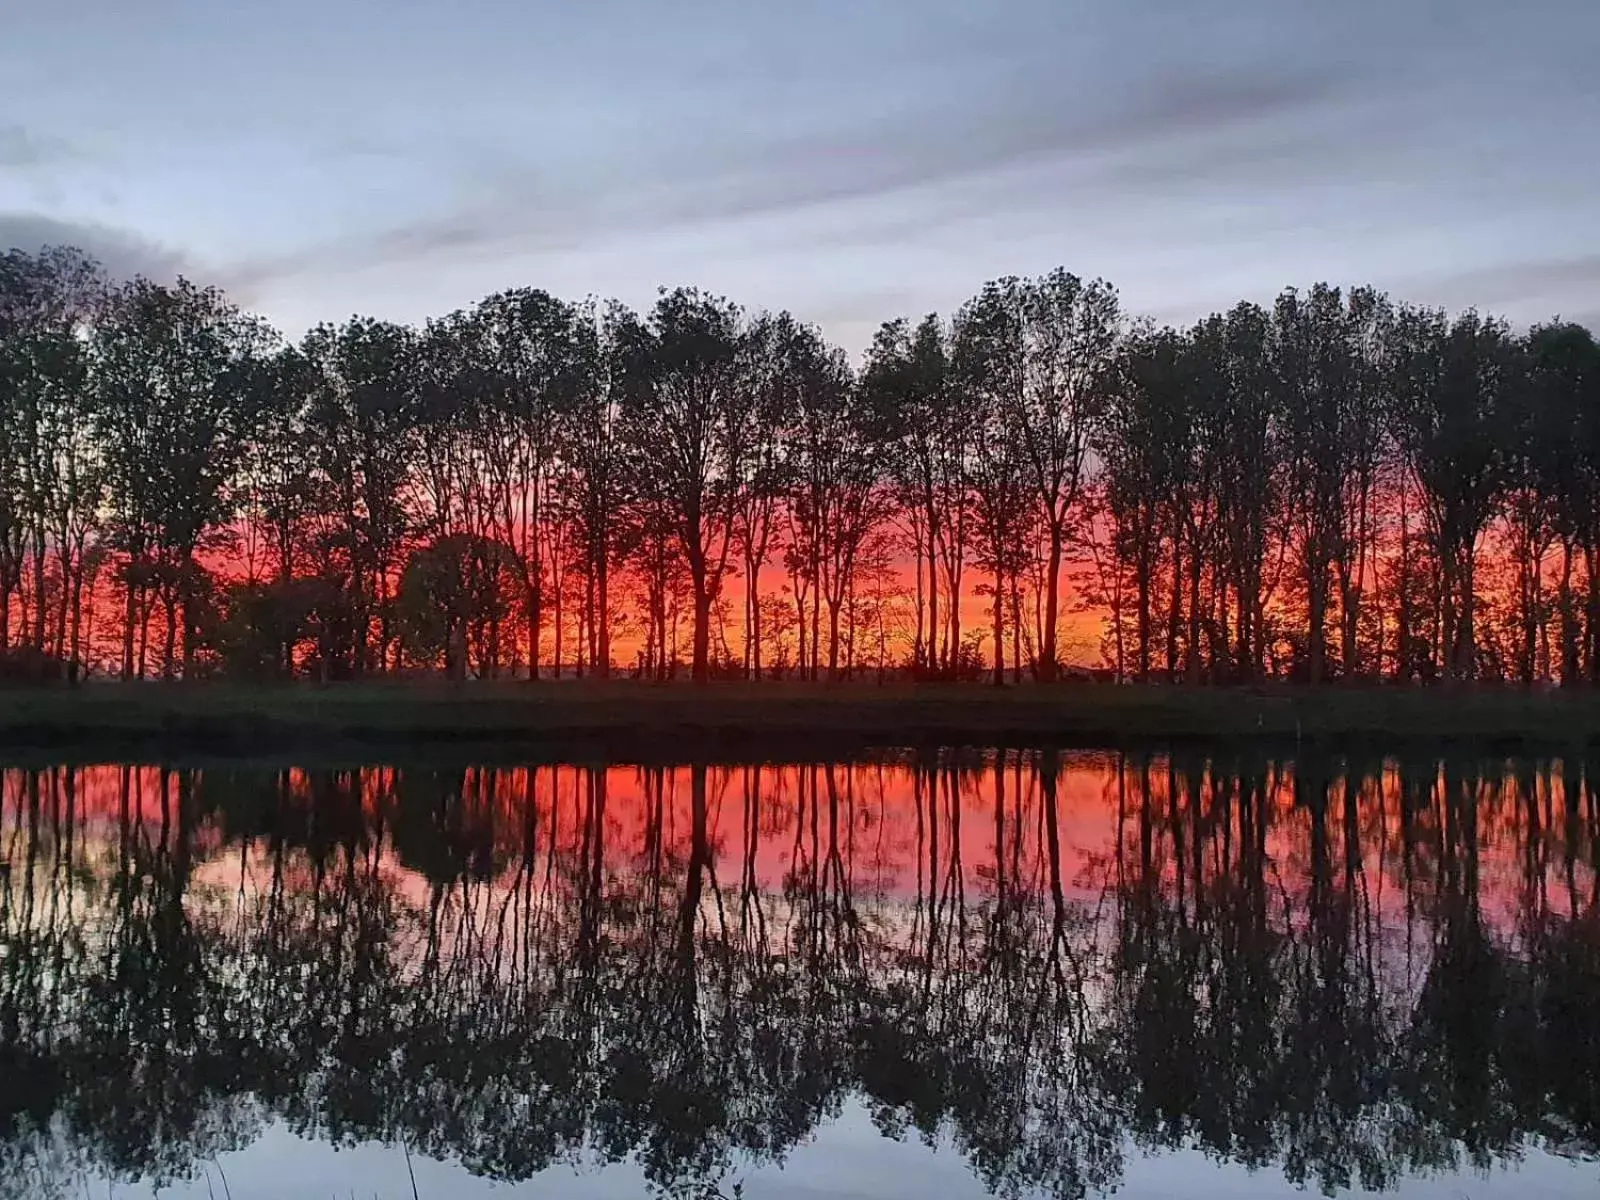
[3,680,1600,761]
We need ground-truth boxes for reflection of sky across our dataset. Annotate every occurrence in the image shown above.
[18,758,1595,923]
[99,1104,1600,1199]
[5,1,1600,355]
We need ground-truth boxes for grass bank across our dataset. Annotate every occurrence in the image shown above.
[3,680,1600,762]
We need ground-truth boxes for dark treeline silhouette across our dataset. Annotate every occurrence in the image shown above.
[4,245,1600,684]
[1,753,1596,1198]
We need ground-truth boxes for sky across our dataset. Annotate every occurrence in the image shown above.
[3,0,1599,357]
[98,1113,1600,1200]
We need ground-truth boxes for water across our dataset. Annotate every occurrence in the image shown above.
[1,751,1596,1199]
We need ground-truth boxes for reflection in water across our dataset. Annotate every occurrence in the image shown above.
[0,753,1597,1198]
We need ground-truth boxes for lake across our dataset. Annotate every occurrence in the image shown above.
[1,751,1596,1199]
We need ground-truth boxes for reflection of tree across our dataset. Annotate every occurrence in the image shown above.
[0,754,1597,1199]
[1090,750,1600,1196]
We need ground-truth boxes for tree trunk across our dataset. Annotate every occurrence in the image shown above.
[532,578,545,681]
[810,574,822,682]
[1457,540,1476,681]
[54,544,74,662]
[137,591,149,680]
[31,532,47,650]
[1234,562,1253,683]
[1010,571,1024,684]
[792,581,806,680]
[746,559,760,681]
[1136,542,1153,684]
[1560,542,1578,685]
[1586,543,1600,685]
[1165,536,1183,680]
[827,597,841,678]
[1040,521,1063,681]
[352,573,369,679]
[940,563,953,681]
[584,567,597,676]
[556,576,568,680]
[912,537,926,675]
[68,557,85,677]
[181,563,197,681]
[1340,582,1361,680]
[595,555,610,680]
[1307,543,1327,685]
[692,586,713,683]
[162,589,177,681]
[1186,536,1203,685]
[991,572,1004,687]
[120,571,137,680]
[925,500,939,677]
[1519,538,1539,685]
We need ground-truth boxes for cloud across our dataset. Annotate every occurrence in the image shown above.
[219,62,1356,294]
[0,213,191,283]
[1389,255,1600,327]
[610,64,1358,229]
[1408,254,1600,307]
[0,124,75,168]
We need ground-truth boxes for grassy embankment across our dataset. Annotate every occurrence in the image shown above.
[3,680,1600,761]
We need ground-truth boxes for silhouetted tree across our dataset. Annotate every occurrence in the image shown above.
[1389,308,1521,680]
[613,289,749,683]
[93,277,273,678]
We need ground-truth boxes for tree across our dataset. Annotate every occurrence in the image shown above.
[1389,307,1521,681]
[954,283,1035,684]
[93,276,275,678]
[613,289,748,683]
[0,246,106,669]
[459,288,585,675]
[1104,326,1189,680]
[1212,302,1281,681]
[300,317,419,677]
[1502,324,1575,682]
[1525,323,1600,683]
[1274,285,1344,683]
[778,316,882,679]
[397,534,523,679]
[561,300,630,679]
[1332,288,1392,680]
[1167,316,1228,683]
[968,270,1120,680]
[735,312,802,679]
[862,315,966,676]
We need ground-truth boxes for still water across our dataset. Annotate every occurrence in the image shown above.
[1,751,1596,1199]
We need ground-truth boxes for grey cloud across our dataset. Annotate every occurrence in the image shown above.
[1148,257,1600,331]
[1389,255,1600,327]
[773,122,1377,258]
[1407,255,1600,307]
[1085,122,1373,194]
[217,210,593,296]
[648,65,1357,227]
[0,124,75,168]
[220,62,1356,292]
[0,213,191,282]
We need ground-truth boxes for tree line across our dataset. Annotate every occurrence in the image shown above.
[3,243,1598,684]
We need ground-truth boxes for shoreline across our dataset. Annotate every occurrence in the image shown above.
[2,680,1599,762]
